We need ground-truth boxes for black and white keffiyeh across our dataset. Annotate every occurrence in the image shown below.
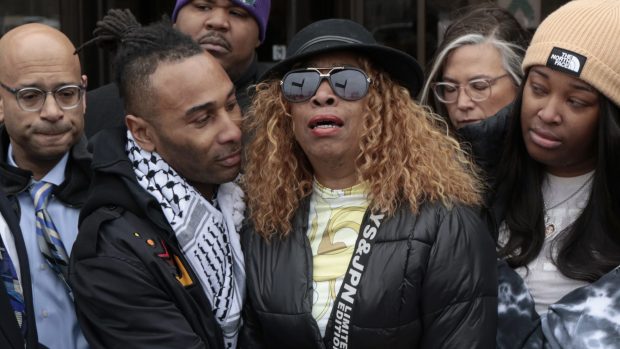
[126,132,245,348]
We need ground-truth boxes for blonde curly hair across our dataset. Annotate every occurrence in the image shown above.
[243,57,483,238]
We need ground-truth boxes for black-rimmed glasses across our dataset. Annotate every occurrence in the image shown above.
[280,67,371,103]
[431,74,511,104]
[0,82,85,112]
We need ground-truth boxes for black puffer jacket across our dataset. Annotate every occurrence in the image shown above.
[240,199,497,349]
[458,104,513,239]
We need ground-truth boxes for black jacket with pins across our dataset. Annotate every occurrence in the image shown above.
[69,127,226,349]
[240,199,498,349]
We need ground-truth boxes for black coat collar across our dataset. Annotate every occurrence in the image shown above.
[0,125,91,207]
[81,127,173,237]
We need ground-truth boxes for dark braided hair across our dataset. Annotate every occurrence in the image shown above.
[78,9,202,116]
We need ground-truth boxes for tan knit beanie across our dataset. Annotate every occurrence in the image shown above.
[522,0,620,106]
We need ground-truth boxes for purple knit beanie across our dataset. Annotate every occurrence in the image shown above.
[172,0,271,43]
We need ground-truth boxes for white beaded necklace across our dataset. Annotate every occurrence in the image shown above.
[543,173,594,235]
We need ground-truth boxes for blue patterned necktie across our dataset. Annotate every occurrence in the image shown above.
[30,182,72,294]
[0,238,26,335]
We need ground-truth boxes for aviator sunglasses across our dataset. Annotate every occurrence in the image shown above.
[280,67,371,103]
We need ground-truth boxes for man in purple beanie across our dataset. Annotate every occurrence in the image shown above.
[172,0,271,111]
[83,0,271,138]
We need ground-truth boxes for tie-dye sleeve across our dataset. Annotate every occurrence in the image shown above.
[543,266,620,349]
[496,260,544,349]
[497,261,620,349]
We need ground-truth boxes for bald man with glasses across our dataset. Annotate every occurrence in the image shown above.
[0,23,91,349]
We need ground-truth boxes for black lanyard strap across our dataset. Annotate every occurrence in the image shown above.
[324,212,385,348]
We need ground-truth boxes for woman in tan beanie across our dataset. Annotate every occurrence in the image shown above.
[490,0,620,347]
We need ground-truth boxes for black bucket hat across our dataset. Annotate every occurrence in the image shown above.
[261,18,424,97]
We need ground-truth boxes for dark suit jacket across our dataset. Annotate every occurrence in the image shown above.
[0,189,41,348]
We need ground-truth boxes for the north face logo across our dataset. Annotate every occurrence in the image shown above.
[546,47,586,76]
[550,52,580,72]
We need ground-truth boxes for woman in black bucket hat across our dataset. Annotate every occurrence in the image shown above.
[260,18,424,97]
[240,19,497,348]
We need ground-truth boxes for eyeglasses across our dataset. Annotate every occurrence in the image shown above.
[0,82,85,112]
[431,74,511,104]
[280,67,371,103]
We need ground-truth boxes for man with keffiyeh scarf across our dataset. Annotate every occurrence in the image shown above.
[69,11,246,349]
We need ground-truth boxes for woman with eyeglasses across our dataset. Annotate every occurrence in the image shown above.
[239,19,497,349]
[492,1,620,347]
[419,5,530,179]
[420,5,529,130]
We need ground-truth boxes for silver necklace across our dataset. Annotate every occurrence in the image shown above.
[543,173,594,235]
